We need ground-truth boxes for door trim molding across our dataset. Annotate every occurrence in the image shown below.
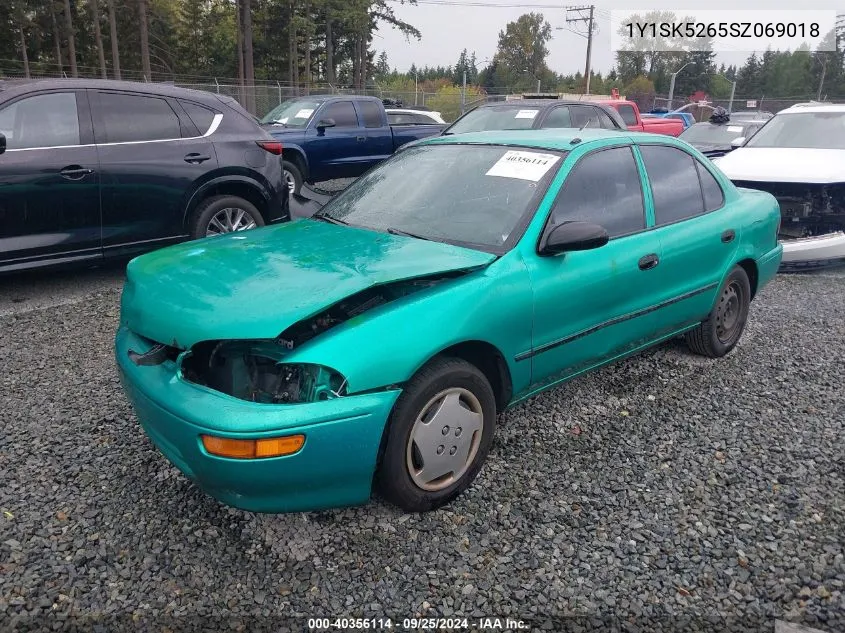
[514,281,718,362]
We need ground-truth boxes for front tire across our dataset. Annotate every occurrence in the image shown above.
[377,357,496,512]
[685,266,751,358]
[190,195,264,239]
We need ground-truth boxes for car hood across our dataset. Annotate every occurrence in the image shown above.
[714,147,845,183]
[120,220,496,349]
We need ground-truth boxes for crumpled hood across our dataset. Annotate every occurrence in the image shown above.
[714,147,845,183]
[120,220,495,349]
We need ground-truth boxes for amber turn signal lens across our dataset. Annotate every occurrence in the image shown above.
[201,434,305,459]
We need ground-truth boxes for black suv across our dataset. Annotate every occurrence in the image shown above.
[0,79,289,273]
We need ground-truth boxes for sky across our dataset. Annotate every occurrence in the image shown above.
[374,1,843,78]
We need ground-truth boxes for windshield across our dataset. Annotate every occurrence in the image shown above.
[316,144,564,252]
[680,123,749,145]
[445,106,540,134]
[744,111,845,149]
[260,98,324,126]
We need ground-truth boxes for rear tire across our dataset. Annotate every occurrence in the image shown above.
[282,160,303,196]
[376,357,496,513]
[685,266,751,358]
[190,195,264,240]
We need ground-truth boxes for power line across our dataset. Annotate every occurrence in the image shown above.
[386,0,567,7]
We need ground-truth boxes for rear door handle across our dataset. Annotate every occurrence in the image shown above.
[638,253,659,270]
[184,153,211,164]
[59,165,94,180]
[721,229,736,243]
[356,136,366,142]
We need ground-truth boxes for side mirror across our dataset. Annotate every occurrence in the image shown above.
[540,221,609,256]
[730,136,746,149]
[316,118,336,132]
[0,132,6,155]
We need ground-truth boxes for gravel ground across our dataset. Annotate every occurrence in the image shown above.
[0,264,843,633]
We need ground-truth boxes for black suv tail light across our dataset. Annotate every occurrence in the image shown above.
[256,140,283,155]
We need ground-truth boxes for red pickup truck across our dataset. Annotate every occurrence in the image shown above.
[599,99,684,136]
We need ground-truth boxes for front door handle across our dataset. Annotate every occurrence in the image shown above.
[356,136,366,142]
[59,165,94,180]
[184,153,211,164]
[638,253,660,270]
[721,229,736,243]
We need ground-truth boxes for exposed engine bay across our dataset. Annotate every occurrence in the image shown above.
[179,275,459,403]
[734,180,845,240]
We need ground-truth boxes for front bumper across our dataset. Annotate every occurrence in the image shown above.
[780,232,845,269]
[115,326,400,513]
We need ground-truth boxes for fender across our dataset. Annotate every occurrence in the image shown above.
[182,175,273,227]
[279,143,310,180]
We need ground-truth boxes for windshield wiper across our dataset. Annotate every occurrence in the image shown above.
[387,227,433,242]
[312,212,348,225]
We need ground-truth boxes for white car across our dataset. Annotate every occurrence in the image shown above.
[713,103,845,268]
[386,108,446,125]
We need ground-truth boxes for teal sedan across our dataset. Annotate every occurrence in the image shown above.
[115,129,783,513]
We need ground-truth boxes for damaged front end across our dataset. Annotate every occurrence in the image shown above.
[734,180,845,268]
[178,275,460,404]
[181,340,347,404]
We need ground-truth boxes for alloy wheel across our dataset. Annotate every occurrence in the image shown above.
[205,207,258,237]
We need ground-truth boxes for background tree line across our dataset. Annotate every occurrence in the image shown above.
[2,4,843,118]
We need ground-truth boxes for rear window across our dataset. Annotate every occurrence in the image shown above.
[180,101,216,135]
[617,104,637,126]
[358,101,383,128]
[96,92,181,143]
[446,106,539,134]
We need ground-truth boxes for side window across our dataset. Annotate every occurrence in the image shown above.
[617,104,637,126]
[594,108,617,129]
[320,101,358,128]
[696,161,725,212]
[179,100,216,135]
[540,106,572,129]
[639,145,705,225]
[358,101,382,128]
[97,92,181,143]
[0,92,80,149]
[549,146,645,238]
[570,105,601,128]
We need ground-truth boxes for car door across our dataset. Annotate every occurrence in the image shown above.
[356,100,393,170]
[636,143,737,329]
[91,89,219,256]
[304,100,365,181]
[522,145,665,390]
[0,89,100,268]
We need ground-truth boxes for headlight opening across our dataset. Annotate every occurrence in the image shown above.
[180,340,348,404]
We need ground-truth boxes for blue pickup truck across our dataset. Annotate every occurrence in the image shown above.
[261,95,446,194]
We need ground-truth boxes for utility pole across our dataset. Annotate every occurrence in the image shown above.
[462,70,467,114]
[566,5,595,95]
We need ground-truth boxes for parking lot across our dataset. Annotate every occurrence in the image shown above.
[1,262,842,631]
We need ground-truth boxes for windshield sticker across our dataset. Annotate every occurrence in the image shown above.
[514,109,539,119]
[726,125,743,133]
[486,150,561,181]
[294,108,315,119]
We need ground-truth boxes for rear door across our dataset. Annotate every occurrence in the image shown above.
[304,100,365,181]
[92,89,219,257]
[356,100,393,169]
[635,143,737,328]
[0,89,101,268]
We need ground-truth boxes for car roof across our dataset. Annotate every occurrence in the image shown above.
[416,128,653,150]
[780,103,845,113]
[0,78,221,103]
[475,100,610,110]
